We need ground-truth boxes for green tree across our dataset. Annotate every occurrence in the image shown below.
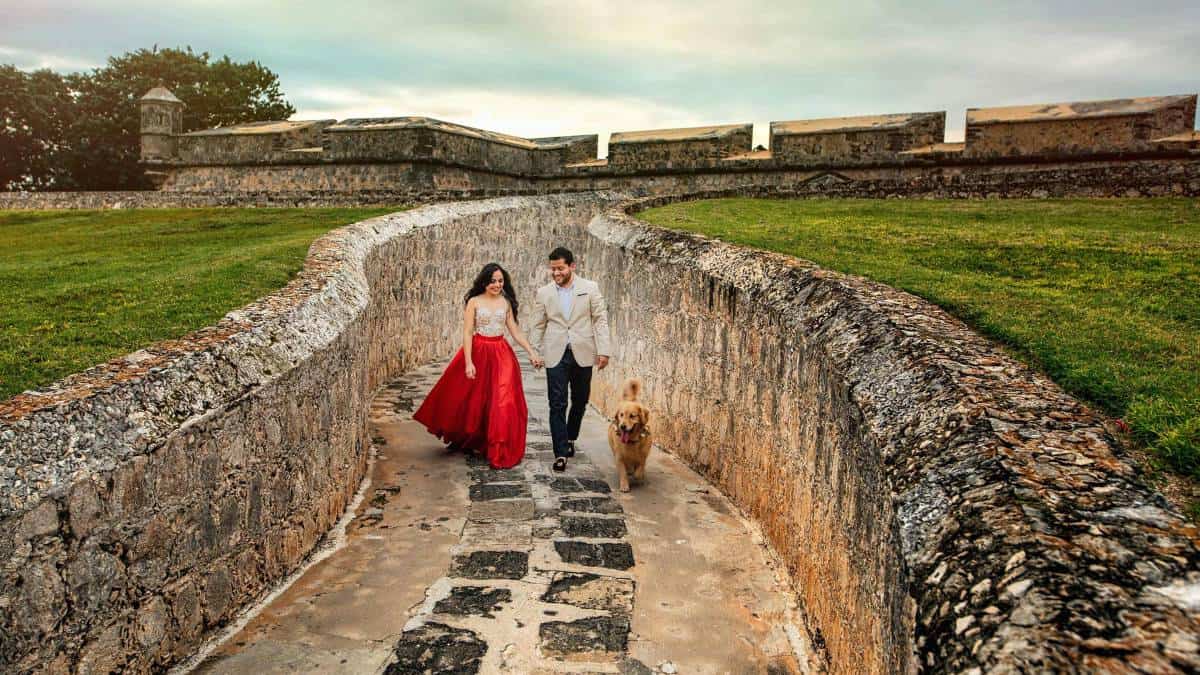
[2,47,295,190]
[0,66,76,190]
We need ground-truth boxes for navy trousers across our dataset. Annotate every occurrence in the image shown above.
[546,345,592,458]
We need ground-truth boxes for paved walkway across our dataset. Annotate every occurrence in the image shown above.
[191,360,813,674]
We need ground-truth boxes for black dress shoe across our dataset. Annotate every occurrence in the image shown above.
[552,457,567,472]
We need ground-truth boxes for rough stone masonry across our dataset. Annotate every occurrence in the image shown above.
[0,193,1197,673]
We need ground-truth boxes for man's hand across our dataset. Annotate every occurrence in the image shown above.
[596,355,609,370]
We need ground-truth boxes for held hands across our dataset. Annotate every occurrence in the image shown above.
[596,355,609,370]
[465,362,477,379]
[530,352,545,369]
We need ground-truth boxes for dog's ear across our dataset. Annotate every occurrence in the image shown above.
[638,404,650,427]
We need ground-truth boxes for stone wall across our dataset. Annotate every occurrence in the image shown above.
[607,124,753,170]
[770,112,946,164]
[581,195,1200,673]
[0,194,617,674]
[7,155,1194,209]
[965,96,1197,159]
[1,193,1198,673]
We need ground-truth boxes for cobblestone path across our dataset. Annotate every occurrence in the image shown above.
[386,367,640,673]
[191,360,813,674]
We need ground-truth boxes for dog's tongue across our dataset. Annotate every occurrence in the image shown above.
[620,430,633,444]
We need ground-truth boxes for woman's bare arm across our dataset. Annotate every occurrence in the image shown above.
[463,298,477,378]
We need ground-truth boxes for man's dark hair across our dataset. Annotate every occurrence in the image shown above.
[548,247,574,265]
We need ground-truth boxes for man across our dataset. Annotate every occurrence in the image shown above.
[529,247,612,472]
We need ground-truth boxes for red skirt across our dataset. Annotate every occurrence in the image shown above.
[413,335,528,469]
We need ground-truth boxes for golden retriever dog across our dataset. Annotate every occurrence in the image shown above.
[608,378,652,492]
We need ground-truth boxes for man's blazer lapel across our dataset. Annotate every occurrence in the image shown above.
[568,283,588,324]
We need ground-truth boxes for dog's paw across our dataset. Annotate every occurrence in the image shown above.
[619,484,631,493]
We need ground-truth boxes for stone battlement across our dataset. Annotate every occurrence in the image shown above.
[141,89,1198,192]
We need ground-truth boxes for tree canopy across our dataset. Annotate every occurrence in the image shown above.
[1,47,294,190]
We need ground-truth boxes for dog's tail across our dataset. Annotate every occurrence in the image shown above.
[621,377,642,401]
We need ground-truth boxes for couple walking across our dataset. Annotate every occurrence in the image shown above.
[413,247,611,472]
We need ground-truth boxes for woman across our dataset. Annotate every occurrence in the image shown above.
[413,263,544,469]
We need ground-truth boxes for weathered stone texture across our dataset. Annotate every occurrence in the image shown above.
[582,196,1200,673]
[0,194,616,673]
[2,193,1198,674]
[965,95,1197,159]
[607,124,753,170]
[770,111,946,164]
[6,154,1199,210]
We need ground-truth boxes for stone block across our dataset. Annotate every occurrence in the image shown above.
[387,622,486,674]
[539,616,630,661]
[14,560,67,636]
[75,621,128,675]
[541,572,635,614]
[202,566,233,626]
[450,550,529,580]
[16,500,59,543]
[553,541,635,570]
[67,480,104,540]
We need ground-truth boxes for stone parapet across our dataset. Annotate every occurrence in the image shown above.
[7,155,1196,209]
[1,192,1198,673]
[0,194,620,673]
[770,111,946,164]
[581,194,1200,673]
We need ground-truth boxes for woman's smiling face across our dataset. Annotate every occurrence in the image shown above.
[487,270,504,295]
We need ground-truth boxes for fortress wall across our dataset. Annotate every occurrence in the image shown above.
[771,113,946,164]
[0,194,616,674]
[178,123,331,165]
[534,134,600,166]
[323,126,557,175]
[1,194,1198,674]
[607,125,753,169]
[586,194,1200,673]
[178,133,282,165]
[160,162,524,193]
[4,156,1199,209]
[965,98,1198,159]
[322,127,428,163]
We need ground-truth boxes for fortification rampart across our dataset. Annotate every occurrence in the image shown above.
[6,154,1197,211]
[126,89,1200,197]
[2,194,1198,673]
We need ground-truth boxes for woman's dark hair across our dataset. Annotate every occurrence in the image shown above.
[548,247,574,265]
[465,262,519,321]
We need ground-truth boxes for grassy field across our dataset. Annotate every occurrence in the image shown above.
[0,207,401,400]
[640,198,1200,485]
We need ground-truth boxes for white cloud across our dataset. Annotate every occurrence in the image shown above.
[293,83,713,156]
[0,45,99,71]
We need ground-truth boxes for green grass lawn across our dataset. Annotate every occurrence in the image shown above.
[640,198,1200,484]
[0,207,401,400]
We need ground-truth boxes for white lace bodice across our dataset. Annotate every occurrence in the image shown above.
[474,305,508,337]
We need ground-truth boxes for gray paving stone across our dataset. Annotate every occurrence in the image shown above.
[539,616,630,660]
[559,497,623,514]
[561,516,627,539]
[554,541,635,570]
[542,572,635,614]
[387,622,486,674]
[434,586,512,619]
[468,483,531,501]
[450,550,529,580]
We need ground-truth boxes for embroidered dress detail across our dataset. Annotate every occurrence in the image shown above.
[475,306,508,337]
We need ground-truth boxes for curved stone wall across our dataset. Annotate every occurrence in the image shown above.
[1,193,1197,673]
[582,195,1200,673]
[0,194,617,673]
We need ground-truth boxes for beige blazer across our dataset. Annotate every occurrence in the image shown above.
[530,276,612,369]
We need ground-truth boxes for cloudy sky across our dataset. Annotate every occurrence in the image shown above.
[2,1,1198,153]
